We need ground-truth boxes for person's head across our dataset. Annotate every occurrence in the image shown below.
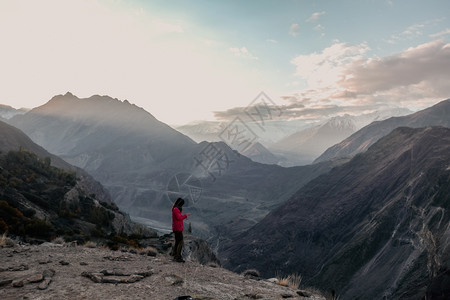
[172,198,185,210]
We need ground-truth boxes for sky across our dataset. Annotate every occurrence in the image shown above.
[0,0,449,125]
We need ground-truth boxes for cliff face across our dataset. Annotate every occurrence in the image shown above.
[223,127,450,299]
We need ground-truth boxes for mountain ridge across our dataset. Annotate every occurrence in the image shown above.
[8,93,338,249]
[223,126,450,299]
[315,98,450,163]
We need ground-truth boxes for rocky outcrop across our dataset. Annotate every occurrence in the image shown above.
[0,242,327,299]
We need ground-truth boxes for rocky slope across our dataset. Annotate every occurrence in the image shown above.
[0,120,111,204]
[0,119,155,244]
[223,126,450,299]
[8,94,337,247]
[315,99,450,163]
[0,240,327,300]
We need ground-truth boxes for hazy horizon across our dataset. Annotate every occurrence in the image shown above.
[1,0,449,125]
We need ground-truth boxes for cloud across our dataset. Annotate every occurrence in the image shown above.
[289,23,300,36]
[214,39,450,122]
[229,47,258,60]
[430,28,450,38]
[314,24,325,31]
[291,42,370,89]
[279,39,450,121]
[340,40,450,96]
[266,39,278,43]
[306,11,326,22]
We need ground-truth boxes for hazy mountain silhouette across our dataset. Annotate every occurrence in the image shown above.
[0,104,28,120]
[223,126,450,299]
[315,99,450,163]
[270,108,412,166]
[270,116,357,166]
[9,93,337,246]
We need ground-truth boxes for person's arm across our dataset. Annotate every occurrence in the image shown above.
[173,208,188,221]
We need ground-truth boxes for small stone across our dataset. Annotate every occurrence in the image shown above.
[38,278,52,290]
[39,260,52,264]
[59,260,70,265]
[0,279,13,287]
[297,290,312,297]
[80,262,88,266]
[12,279,24,287]
[27,273,44,283]
[134,270,153,277]
[281,294,295,298]
[42,269,55,279]
[244,294,263,299]
[102,277,121,284]
[126,275,144,283]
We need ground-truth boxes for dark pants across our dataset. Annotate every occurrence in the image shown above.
[173,231,184,259]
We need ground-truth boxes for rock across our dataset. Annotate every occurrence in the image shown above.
[125,275,144,283]
[39,260,52,264]
[42,269,55,279]
[38,278,52,290]
[12,279,24,287]
[6,264,28,271]
[0,279,13,287]
[281,294,295,298]
[297,290,312,297]
[82,272,103,283]
[101,277,121,284]
[80,262,88,266]
[244,294,263,299]
[165,274,184,286]
[27,273,44,283]
[59,260,70,265]
[134,270,153,277]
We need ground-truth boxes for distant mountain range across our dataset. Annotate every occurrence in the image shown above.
[0,104,28,120]
[9,93,337,247]
[269,115,357,166]
[315,99,450,163]
[176,108,411,166]
[222,126,450,299]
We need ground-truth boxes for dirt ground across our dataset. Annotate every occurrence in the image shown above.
[0,242,326,300]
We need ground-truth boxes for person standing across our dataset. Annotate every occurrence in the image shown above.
[171,198,190,262]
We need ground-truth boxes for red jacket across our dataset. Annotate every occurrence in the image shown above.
[172,207,187,232]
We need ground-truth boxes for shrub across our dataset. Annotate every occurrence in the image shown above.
[243,269,260,278]
[52,236,65,245]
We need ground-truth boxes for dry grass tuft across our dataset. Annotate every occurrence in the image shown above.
[276,273,302,289]
[0,232,6,246]
[84,241,98,248]
[52,236,65,245]
[139,246,158,256]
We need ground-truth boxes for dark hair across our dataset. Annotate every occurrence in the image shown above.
[172,198,185,212]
